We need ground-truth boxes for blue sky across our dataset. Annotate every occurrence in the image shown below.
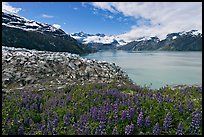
[8,2,137,35]
[3,2,202,41]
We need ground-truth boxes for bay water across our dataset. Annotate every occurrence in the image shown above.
[82,50,202,89]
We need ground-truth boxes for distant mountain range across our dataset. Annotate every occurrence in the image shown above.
[70,32,127,50]
[2,12,95,54]
[71,30,202,51]
[118,30,202,51]
[2,11,202,53]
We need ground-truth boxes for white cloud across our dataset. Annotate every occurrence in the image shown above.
[73,7,78,10]
[91,2,202,41]
[103,14,114,19]
[92,2,118,13]
[107,15,113,19]
[41,14,54,18]
[52,24,61,29]
[2,2,22,14]
[81,2,87,7]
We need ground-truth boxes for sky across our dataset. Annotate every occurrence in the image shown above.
[2,2,202,41]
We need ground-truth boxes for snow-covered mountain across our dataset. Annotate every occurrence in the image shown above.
[2,12,94,54]
[2,12,70,38]
[118,30,202,51]
[70,32,128,47]
[2,11,201,52]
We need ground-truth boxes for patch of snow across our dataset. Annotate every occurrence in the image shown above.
[192,31,200,36]
[83,35,115,44]
[70,32,128,46]
[24,22,40,27]
[172,36,177,39]
[135,36,152,42]
[49,26,57,32]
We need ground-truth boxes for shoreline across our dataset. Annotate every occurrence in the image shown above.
[2,46,202,93]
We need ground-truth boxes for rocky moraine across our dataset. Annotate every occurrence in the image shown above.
[2,46,131,92]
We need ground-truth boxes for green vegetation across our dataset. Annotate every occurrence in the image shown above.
[2,25,95,54]
[2,81,202,135]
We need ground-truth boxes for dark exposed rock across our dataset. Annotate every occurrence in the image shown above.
[118,30,202,51]
[2,12,95,54]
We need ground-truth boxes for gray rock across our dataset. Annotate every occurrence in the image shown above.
[2,46,132,88]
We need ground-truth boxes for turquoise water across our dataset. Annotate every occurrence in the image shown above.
[82,50,202,89]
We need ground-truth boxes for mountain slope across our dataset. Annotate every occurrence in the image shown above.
[118,30,202,51]
[70,32,128,50]
[2,12,95,54]
[158,30,202,51]
[118,37,160,51]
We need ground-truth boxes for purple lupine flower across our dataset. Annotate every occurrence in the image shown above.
[77,127,83,135]
[178,103,184,113]
[83,124,91,135]
[52,128,57,135]
[63,114,70,126]
[18,125,24,135]
[135,97,139,105]
[196,87,202,93]
[145,116,151,128]
[112,126,119,135]
[189,110,202,134]
[41,124,46,132]
[26,104,29,110]
[43,128,48,135]
[148,92,153,99]
[153,122,160,135]
[53,118,58,127]
[42,114,46,121]
[113,114,118,124]
[33,102,38,110]
[47,121,52,132]
[80,114,89,125]
[165,95,170,102]
[99,121,106,135]
[188,100,193,112]
[23,117,29,125]
[112,104,119,114]
[137,111,144,127]
[90,107,98,121]
[40,103,43,111]
[125,123,134,135]
[29,118,34,126]
[97,110,103,121]
[108,117,112,126]
[94,126,100,135]
[181,91,185,98]
[176,121,184,135]
[157,95,163,104]
[121,110,127,121]
[163,112,172,132]
[128,107,135,119]
[105,105,111,115]
[188,92,191,97]
[13,117,19,125]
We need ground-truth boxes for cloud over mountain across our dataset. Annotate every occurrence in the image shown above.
[91,2,202,41]
[41,14,54,18]
[52,24,61,29]
[2,2,22,14]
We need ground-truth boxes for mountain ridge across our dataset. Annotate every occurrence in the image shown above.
[2,11,202,52]
[70,30,202,51]
[2,12,95,54]
[118,30,202,51]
